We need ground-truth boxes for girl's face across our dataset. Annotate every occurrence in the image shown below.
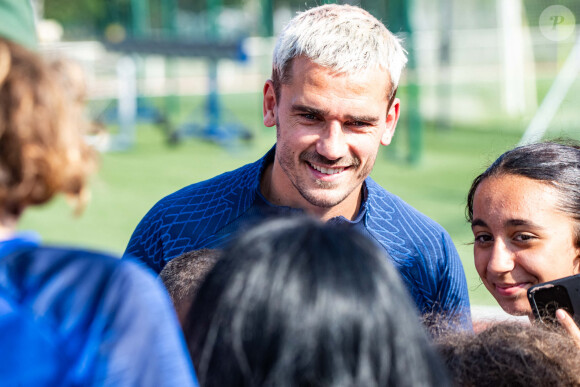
[471,174,580,317]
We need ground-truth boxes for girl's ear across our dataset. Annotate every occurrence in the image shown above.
[574,244,580,274]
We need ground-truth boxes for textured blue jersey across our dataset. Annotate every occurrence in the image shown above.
[125,147,471,326]
[0,234,198,387]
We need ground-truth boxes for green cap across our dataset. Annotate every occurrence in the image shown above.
[0,0,37,50]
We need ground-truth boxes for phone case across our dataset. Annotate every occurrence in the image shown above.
[527,274,580,326]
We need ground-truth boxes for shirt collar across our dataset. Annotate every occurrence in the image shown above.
[328,184,368,225]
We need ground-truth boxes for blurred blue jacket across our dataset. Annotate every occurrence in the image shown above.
[0,233,199,387]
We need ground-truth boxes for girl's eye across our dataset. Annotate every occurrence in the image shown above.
[474,234,492,244]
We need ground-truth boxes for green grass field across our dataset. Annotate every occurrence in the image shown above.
[17,90,576,307]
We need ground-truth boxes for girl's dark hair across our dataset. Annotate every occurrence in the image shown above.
[186,216,449,387]
[466,141,580,245]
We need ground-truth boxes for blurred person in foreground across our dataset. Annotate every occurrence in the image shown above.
[124,3,471,328]
[435,322,580,386]
[467,140,580,344]
[0,1,197,385]
[186,216,451,387]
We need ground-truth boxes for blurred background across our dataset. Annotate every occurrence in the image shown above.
[22,0,580,308]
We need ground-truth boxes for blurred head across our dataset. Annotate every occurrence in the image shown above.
[435,322,580,386]
[262,5,405,220]
[186,216,449,387]
[466,141,580,316]
[271,4,407,101]
[48,56,87,107]
[0,38,96,223]
[159,248,221,325]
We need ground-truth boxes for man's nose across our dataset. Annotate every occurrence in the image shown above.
[315,121,348,161]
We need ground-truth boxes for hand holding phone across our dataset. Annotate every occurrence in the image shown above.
[527,274,580,327]
[555,309,580,349]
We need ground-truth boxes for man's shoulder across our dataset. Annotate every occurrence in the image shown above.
[123,155,267,269]
[364,178,470,322]
[161,158,262,208]
[363,178,455,268]
[365,178,447,236]
[144,157,263,226]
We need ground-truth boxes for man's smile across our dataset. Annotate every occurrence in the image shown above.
[309,162,347,175]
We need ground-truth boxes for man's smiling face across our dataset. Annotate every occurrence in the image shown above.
[262,57,400,219]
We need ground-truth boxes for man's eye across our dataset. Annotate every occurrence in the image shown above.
[514,234,536,242]
[301,114,318,120]
[348,121,369,127]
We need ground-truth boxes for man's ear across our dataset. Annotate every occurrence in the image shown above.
[263,79,277,128]
[381,97,400,146]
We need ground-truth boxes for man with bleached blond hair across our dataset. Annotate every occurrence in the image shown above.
[125,4,471,329]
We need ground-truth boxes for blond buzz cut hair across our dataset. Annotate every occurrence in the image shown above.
[271,4,407,100]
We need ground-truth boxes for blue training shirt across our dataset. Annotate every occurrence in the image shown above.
[124,147,472,328]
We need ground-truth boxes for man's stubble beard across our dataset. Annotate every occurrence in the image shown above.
[275,121,372,209]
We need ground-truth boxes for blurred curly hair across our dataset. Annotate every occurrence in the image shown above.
[0,38,96,219]
[435,322,580,387]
